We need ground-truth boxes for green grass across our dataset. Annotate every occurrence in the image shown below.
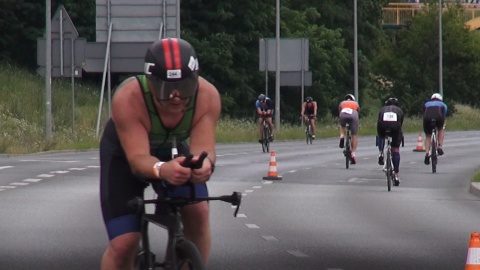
[2,64,480,156]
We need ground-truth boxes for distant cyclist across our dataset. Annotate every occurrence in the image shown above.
[256,94,274,143]
[423,93,448,165]
[301,96,317,139]
[377,97,404,185]
[338,94,360,164]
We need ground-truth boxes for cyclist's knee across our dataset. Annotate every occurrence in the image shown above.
[108,233,140,264]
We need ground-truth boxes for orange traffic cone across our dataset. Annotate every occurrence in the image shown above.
[465,232,480,270]
[412,132,425,152]
[263,151,282,180]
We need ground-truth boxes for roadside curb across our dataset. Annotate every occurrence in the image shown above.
[469,182,480,198]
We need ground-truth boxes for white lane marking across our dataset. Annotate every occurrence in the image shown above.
[0,166,13,170]
[245,190,253,193]
[50,171,69,174]
[286,250,309,257]
[253,186,262,189]
[242,193,248,196]
[245,224,259,229]
[23,178,42,183]
[37,174,54,178]
[289,170,297,173]
[0,186,16,189]
[87,165,100,168]
[20,159,78,163]
[261,235,279,241]
[69,168,86,170]
[11,182,29,186]
[236,214,247,218]
[262,180,273,184]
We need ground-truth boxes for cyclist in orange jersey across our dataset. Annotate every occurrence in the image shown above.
[338,94,360,164]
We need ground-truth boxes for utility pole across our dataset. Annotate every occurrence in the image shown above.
[45,0,52,140]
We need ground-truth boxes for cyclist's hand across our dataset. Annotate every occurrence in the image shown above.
[190,155,214,183]
[162,156,192,185]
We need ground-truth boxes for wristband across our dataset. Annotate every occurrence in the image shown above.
[153,161,165,178]
[206,157,215,173]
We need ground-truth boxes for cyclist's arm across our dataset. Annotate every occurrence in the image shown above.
[313,101,318,116]
[189,78,220,183]
[300,102,305,116]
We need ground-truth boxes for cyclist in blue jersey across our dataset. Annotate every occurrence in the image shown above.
[256,94,274,142]
[423,93,448,165]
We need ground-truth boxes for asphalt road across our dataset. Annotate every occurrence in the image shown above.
[0,131,479,270]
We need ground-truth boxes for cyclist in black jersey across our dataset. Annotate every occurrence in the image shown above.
[99,38,219,269]
[376,98,404,185]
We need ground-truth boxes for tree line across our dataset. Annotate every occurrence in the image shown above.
[2,0,480,122]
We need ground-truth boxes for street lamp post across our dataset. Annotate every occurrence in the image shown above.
[438,0,443,96]
[354,0,359,102]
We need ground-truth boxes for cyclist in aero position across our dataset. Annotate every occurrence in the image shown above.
[377,98,404,185]
[423,93,448,165]
[338,94,360,164]
[99,38,219,270]
[256,94,275,143]
[301,96,317,139]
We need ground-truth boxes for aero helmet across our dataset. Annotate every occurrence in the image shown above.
[385,97,399,106]
[345,94,355,101]
[144,38,199,100]
[305,96,313,102]
[258,94,266,102]
[431,93,443,101]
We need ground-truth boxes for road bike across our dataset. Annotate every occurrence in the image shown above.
[260,116,272,153]
[429,119,438,173]
[381,132,396,191]
[129,153,242,270]
[343,121,353,169]
[304,114,314,144]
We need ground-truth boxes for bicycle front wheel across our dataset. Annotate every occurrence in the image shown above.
[431,135,437,173]
[174,239,206,270]
[345,137,351,169]
[386,152,392,192]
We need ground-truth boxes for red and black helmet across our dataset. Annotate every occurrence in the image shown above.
[144,38,199,100]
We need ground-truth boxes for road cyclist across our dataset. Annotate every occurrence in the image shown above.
[422,93,448,166]
[338,94,360,164]
[256,94,275,144]
[301,96,317,140]
[376,97,404,186]
[99,38,219,270]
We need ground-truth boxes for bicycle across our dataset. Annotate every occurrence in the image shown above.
[343,121,353,169]
[429,119,438,173]
[260,115,272,153]
[381,131,396,191]
[304,114,314,144]
[129,152,242,270]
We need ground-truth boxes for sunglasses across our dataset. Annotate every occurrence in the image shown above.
[147,75,198,101]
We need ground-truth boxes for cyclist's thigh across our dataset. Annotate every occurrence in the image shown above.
[338,113,349,127]
[391,129,403,148]
[422,117,432,135]
[100,152,147,240]
[349,111,360,135]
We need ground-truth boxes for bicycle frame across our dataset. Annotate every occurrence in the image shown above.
[261,116,271,153]
[430,119,438,173]
[343,122,352,169]
[383,135,394,192]
[132,192,241,270]
[304,115,314,144]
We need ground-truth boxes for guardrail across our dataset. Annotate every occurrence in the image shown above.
[382,3,480,27]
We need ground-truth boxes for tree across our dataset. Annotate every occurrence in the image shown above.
[372,2,480,115]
